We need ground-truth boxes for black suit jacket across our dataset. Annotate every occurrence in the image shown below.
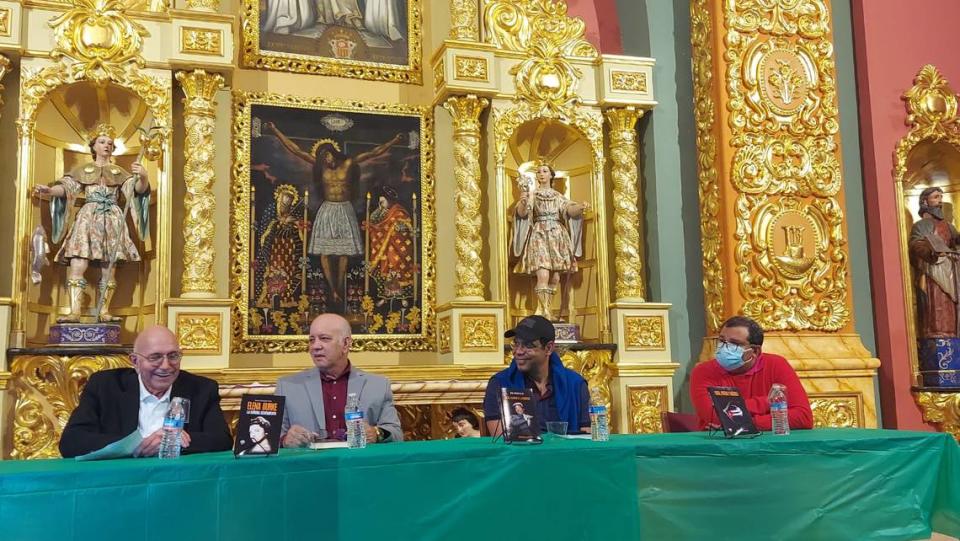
[59,368,233,458]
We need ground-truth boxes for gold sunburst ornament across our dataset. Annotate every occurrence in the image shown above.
[310,138,341,156]
[87,122,118,142]
[48,0,150,85]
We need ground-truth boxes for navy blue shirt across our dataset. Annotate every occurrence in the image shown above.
[483,372,590,433]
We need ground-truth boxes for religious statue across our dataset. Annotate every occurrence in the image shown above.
[511,163,588,321]
[263,121,403,309]
[256,184,307,309]
[909,186,960,339]
[32,124,151,323]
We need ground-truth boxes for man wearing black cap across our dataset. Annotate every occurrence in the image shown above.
[483,315,591,436]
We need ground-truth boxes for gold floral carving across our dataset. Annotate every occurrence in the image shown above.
[10,354,130,459]
[724,0,850,331]
[450,0,479,41]
[0,7,11,37]
[185,0,220,11]
[459,314,498,351]
[690,0,724,333]
[611,71,647,93]
[809,394,862,428]
[438,316,452,353]
[49,0,150,85]
[398,404,433,441]
[434,58,446,93]
[231,93,436,352]
[727,0,829,38]
[0,54,9,108]
[915,391,960,441]
[442,95,488,299]
[560,348,614,418]
[627,385,667,434]
[624,315,664,351]
[176,312,222,354]
[454,56,488,82]
[177,70,224,296]
[605,107,646,301]
[483,0,596,116]
[180,27,222,56]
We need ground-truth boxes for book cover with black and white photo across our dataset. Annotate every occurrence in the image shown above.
[234,394,285,457]
[500,388,542,443]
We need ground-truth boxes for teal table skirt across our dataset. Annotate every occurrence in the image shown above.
[0,429,957,541]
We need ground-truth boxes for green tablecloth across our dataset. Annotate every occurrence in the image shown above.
[0,429,956,541]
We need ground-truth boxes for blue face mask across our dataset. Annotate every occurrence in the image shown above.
[716,343,746,372]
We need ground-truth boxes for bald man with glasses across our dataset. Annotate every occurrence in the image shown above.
[60,325,232,458]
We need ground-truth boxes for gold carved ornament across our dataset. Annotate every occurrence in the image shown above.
[724,0,850,331]
[611,71,647,93]
[459,314,497,351]
[450,0,479,41]
[624,315,664,350]
[0,54,9,108]
[483,0,597,116]
[689,0,725,333]
[177,70,224,296]
[0,7,11,37]
[627,386,667,434]
[915,391,960,441]
[438,316,452,353]
[605,107,646,301]
[48,0,150,85]
[809,396,860,428]
[230,92,436,353]
[181,28,222,56]
[560,348,614,419]
[454,56,488,81]
[442,95,488,300]
[176,313,222,353]
[11,354,131,459]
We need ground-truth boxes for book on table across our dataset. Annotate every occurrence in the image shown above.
[500,388,543,444]
[234,394,285,457]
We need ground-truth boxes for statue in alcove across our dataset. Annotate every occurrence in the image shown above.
[909,186,960,339]
[511,162,589,321]
[32,124,151,323]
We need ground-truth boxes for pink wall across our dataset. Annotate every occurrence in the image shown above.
[567,0,623,54]
[852,0,960,429]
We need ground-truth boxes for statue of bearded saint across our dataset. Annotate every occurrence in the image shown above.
[909,186,960,339]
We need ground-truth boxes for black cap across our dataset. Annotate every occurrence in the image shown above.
[504,315,555,344]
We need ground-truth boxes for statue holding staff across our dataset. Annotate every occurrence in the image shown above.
[32,123,151,323]
[511,163,589,321]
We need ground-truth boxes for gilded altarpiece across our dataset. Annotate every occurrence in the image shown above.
[690,0,879,427]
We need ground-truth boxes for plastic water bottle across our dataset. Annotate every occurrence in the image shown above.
[769,383,790,436]
[589,386,609,442]
[345,392,367,449]
[158,397,188,459]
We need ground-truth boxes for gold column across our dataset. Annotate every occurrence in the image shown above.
[176,69,224,298]
[605,106,646,302]
[688,0,879,427]
[449,0,479,41]
[442,94,488,300]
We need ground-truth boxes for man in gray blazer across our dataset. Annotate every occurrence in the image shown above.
[278,314,403,446]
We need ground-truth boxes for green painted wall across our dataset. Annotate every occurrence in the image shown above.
[615,0,876,413]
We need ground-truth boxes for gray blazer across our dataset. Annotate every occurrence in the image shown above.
[276,366,403,442]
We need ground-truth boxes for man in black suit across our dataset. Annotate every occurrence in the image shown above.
[59,325,233,458]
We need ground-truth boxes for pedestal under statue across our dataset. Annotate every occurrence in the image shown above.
[909,186,960,388]
[33,123,152,345]
[511,162,589,341]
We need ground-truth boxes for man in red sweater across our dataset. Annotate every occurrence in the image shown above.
[691,315,813,431]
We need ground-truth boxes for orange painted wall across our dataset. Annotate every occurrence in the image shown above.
[852,0,960,429]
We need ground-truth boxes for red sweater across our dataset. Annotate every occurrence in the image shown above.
[690,352,813,431]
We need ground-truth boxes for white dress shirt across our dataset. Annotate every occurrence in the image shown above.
[138,375,172,437]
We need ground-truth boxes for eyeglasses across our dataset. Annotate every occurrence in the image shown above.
[715,338,755,350]
[132,351,183,364]
[510,339,542,351]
